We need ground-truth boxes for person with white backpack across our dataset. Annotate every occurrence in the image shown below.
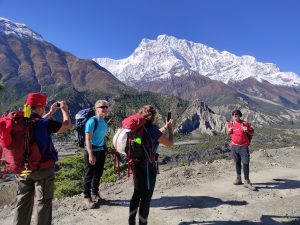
[123,105,174,225]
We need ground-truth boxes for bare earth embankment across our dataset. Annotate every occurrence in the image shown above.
[1,146,300,225]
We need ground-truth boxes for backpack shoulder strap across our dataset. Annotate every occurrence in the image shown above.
[242,120,250,127]
[243,120,254,133]
[92,117,98,133]
[143,126,153,144]
[228,120,234,128]
[142,125,155,155]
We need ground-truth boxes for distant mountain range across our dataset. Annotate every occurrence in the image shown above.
[1,17,221,135]
[0,17,299,134]
[94,35,300,87]
[94,35,300,110]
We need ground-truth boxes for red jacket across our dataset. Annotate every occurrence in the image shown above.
[228,120,253,146]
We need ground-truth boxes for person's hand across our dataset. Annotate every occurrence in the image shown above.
[49,102,60,115]
[227,127,233,135]
[165,118,173,130]
[59,101,69,111]
[242,125,248,132]
[89,154,96,165]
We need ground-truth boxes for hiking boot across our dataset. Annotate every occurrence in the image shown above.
[233,176,242,185]
[83,197,96,209]
[244,180,257,191]
[91,194,103,202]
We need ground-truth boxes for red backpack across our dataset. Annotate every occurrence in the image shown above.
[113,114,155,177]
[0,111,53,176]
[242,120,253,145]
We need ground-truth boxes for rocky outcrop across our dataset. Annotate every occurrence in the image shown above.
[176,100,226,135]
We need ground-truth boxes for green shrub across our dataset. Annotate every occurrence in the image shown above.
[54,152,84,199]
[178,161,190,167]
[101,158,117,183]
[54,179,82,199]
[54,152,118,199]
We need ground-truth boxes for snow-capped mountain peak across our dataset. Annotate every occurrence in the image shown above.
[0,17,44,41]
[93,34,300,87]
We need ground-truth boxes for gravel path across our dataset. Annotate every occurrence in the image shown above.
[1,146,299,225]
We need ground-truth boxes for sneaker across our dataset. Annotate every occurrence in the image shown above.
[83,197,96,209]
[91,194,103,202]
[233,176,242,185]
[244,180,257,191]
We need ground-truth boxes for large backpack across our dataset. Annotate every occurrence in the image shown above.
[0,111,53,175]
[243,120,253,144]
[113,114,156,177]
[74,108,98,148]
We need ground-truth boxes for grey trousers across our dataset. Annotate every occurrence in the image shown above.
[231,145,250,180]
[13,167,55,225]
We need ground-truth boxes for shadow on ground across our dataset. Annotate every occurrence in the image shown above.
[178,215,300,225]
[102,195,248,210]
[151,196,247,210]
[253,179,300,190]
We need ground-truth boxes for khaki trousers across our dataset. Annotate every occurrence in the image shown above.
[13,167,55,225]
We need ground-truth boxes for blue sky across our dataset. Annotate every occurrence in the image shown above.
[0,0,300,74]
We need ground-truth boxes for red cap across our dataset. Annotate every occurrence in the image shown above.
[26,93,47,107]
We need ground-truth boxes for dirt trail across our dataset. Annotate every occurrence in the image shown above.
[1,146,299,225]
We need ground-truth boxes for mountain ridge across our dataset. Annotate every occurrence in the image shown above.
[0,17,44,41]
[94,34,300,87]
[94,34,300,111]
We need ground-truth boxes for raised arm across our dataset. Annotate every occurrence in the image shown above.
[159,119,174,147]
[56,101,72,133]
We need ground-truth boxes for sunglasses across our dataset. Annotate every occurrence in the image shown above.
[232,113,240,116]
[97,106,108,109]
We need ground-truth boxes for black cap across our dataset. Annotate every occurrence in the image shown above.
[232,109,242,117]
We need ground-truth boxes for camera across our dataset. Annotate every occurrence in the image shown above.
[56,102,60,107]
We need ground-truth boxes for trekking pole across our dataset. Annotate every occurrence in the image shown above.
[20,105,32,178]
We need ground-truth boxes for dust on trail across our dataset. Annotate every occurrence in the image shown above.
[1,146,299,225]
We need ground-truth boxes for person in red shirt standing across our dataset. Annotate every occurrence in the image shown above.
[227,109,257,191]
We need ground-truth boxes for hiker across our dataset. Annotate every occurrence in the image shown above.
[129,105,174,225]
[13,93,71,225]
[83,100,109,208]
[227,109,257,191]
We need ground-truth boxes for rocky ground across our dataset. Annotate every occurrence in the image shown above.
[0,146,300,225]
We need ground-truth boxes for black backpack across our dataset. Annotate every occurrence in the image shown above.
[126,126,155,161]
[74,108,97,148]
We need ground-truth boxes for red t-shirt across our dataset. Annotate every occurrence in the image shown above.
[228,120,253,146]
